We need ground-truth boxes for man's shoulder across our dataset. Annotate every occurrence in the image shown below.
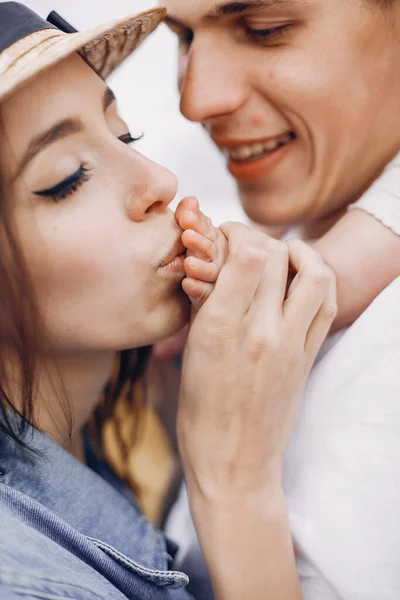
[317,274,400,366]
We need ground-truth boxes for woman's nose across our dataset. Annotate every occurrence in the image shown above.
[125,154,178,222]
[179,36,247,124]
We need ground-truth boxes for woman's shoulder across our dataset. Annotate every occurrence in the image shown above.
[0,490,125,599]
[0,428,191,600]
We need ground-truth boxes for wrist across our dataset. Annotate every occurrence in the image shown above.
[188,476,287,527]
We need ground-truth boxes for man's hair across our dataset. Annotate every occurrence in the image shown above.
[367,0,393,7]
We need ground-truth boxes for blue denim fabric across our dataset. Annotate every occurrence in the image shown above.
[0,425,192,599]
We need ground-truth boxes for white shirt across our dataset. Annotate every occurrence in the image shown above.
[284,277,400,599]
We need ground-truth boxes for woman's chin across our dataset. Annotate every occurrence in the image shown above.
[136,291,190,349]
[159,292,190,340]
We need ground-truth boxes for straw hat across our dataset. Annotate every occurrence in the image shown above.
[0,2,166,103]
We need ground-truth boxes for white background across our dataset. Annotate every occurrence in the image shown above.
[8,0,248,224]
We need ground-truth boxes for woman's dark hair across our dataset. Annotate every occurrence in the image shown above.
[0,130,151,476]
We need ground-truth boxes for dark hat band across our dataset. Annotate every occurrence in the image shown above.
[0,2,56,54]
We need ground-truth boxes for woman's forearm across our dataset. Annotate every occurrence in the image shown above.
[179,225,335,600]
[190,486,302,600]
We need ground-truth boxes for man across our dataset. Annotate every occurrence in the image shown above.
[162,1,400,599]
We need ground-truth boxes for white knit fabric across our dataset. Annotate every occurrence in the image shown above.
[349,153,400,235]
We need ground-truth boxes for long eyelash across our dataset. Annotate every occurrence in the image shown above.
[32,132,142,203]
[34,165,91,203]
[118,132,144,145]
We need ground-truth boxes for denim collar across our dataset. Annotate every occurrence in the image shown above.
[0,421,169,572]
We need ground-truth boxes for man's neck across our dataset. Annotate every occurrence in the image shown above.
[299,207,347,241]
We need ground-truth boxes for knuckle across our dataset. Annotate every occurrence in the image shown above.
[323,298,338,320]
[247,328,281,356]
[208,262,219,279]
[247,333,269,356]
[233,244,266,270]
[324,303,338,321]
[221,221,248,238]
[200,306,238,335]
[265,237,289,259]
[286,237,304,254]
[309,265,332,290]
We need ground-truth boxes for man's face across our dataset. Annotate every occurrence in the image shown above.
[164,0,400,230]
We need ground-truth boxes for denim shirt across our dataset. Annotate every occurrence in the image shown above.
[0,424,192,599]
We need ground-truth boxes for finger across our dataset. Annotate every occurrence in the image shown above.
[182,229,217,262]
[177,204,215,241]
[184,256,219,283]
[305,275,337,361]
[182,278,215,312]
[175,196,200,225]
[284,238,333,338]
[203,222,268,321]
[250,237,289,326]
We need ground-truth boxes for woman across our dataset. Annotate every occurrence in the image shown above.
[0,3,335,599]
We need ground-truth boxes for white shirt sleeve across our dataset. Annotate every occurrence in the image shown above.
[348,153,400,236]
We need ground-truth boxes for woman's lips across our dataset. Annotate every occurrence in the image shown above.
[159,238,186,275]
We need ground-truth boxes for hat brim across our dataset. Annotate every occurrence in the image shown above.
[0,6,166,103]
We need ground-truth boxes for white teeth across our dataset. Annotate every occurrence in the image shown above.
[264,139,279,151]
[252,143,264,155]
[224,132,293,162]
[231,146,254,160]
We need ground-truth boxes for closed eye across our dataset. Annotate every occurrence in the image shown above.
[33,165,91,202]
[246,24,291,44]
[33,132,143,203]
[164,18,194,48]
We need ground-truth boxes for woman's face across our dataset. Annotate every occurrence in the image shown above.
[0,54,189,354]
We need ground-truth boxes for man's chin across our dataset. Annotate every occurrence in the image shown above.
[239,190,308,230]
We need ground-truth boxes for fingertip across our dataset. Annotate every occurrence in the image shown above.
[184,196,200,211]
[182,277,203,300]
[182,229,214,260]
[184,256,219,282]
[182,229,197,245]
[182,278,214,309]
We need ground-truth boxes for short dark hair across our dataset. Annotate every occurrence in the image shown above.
[366,0,393,7]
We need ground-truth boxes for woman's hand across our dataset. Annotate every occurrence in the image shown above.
[178,222,336,600]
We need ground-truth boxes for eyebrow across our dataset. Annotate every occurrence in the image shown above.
[14,87,116,180]
[210,0,290,17]
[165,0,298,29]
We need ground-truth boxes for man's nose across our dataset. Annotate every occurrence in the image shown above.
[125,153,178,222]
[179,36,247,124]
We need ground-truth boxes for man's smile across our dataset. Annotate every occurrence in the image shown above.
[212,131,296,182]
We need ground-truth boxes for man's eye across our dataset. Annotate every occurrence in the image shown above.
[118,132,143,145]
[178,31,194,47]
[165,21,194,48]
[246,24,291,44]
[33,165,92,203]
